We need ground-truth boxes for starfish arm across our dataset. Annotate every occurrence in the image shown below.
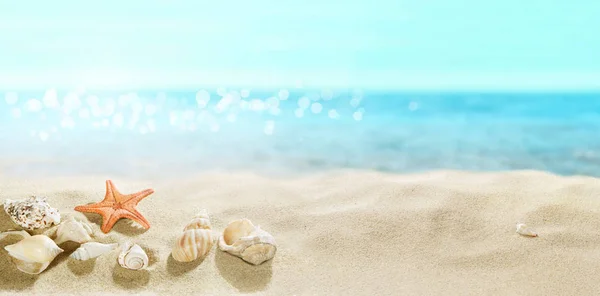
[121,208,151,229]
[126,189,155,205]
[100,210,122,233]
[105,180,119,202]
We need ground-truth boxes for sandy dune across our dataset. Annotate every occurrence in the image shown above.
[1,170,600,295]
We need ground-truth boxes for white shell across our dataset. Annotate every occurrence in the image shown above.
[218,218,277,265]
[118,242,148,270]
[0,230,64,274]
[4,196,61,230]
[54,215,94,245]
[516,223,538,237]
[171,209,214,262]
[70,242,119,261]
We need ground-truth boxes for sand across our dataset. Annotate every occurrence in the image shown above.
[1,170,600,295]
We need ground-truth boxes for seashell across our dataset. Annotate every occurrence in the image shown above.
[70,242,119,261]
[516,223,538,237]
[171,209,215,262]
[54,215,94,245]
[218,218,277,265]
[4,196,61,230]
[0,230,64,274]
[183,209,212,231]
[118,242,148,270]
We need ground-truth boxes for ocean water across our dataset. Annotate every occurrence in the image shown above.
[1,89,600,178]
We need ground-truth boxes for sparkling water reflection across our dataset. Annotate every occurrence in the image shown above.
[1,90,600,178]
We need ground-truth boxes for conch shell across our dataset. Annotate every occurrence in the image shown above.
[516,223,538,237]
[118,242,148,270]
[4,196,61,230]
[54,215,94,244]
[0,230,64,274]
[218,218,277,265]
[70,242,119,261]
[171,209,215,262]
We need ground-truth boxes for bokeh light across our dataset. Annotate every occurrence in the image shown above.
[1,88,367,142]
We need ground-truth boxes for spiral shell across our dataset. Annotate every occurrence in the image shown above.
[118,242,148,270]
[218,219,277,265]
[4,196,61,230]
[0,230,64,274]
[70,242,119,261]
[171,209,215,262]
[54,215,94,245]
[183,209,212,231]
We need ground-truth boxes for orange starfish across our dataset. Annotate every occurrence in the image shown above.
[74,180,154,233]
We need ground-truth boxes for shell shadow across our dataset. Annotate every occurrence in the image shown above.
[215,250,273,293]
[67,257,96,276]
[80,211,148,236]
[111,262,150,289]
[166,253,205,276]
[143,245,160,267]
[0,234,37,290]
[59,241,98,276]
[44,241,80,272]
[0,203,17,231]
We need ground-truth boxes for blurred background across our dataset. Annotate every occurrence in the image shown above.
[1,1,599,178]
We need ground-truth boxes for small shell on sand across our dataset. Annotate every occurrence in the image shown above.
[54,215,94,245]
[118,242,149,270]
[70,242,119,261]
[218,218,277,265]
[516,223,538,237]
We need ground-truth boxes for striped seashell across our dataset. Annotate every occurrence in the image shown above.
[171,209,215,262]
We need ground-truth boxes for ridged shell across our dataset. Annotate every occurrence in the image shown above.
[3,196,61,230]
[54,216,94,244]
[118,242,148,270]
[183,209,211,231]
[218,219,277,265]
[0,231,64,274]
[70,242,119,260]
[172,209,214,262]
[172,229,214,262]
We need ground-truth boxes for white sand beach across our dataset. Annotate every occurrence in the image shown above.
[1,170,600,295]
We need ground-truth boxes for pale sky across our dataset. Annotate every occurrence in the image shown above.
[0,0,599,90]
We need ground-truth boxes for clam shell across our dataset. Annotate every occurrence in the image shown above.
[2,233,64,274]
[218,219,277,265]
[70,242,119,260]
[54,216,94,244]
[516,223,538,237]
[118,242,148,270]
[4,196,61,230]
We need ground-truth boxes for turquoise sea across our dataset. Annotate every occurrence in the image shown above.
[1,89,600,178]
